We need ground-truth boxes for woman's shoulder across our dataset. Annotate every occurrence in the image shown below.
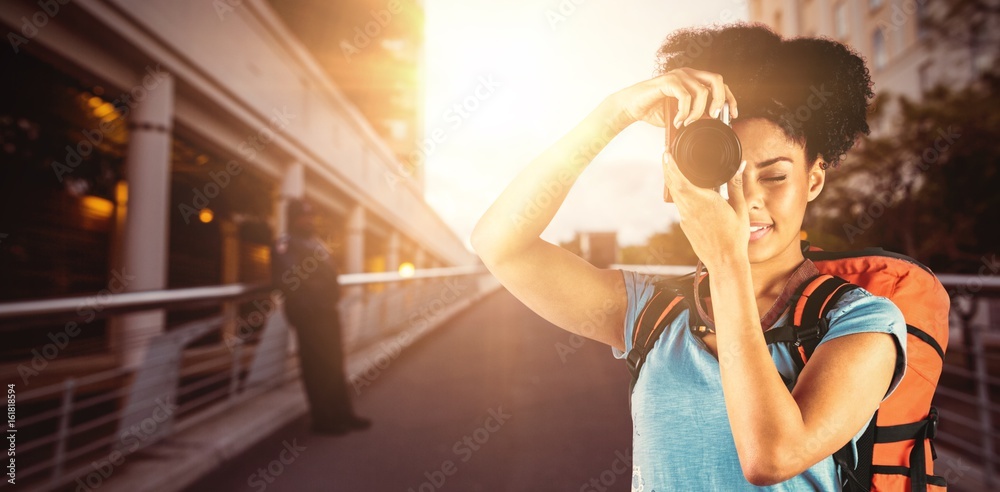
[620,269,691,309]
[614,268,691,358]
[820,283,907,341]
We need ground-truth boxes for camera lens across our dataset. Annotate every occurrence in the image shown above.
[672,119,742,189]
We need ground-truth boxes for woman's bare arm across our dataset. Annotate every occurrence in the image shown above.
[472,70,736,352]
[470,98,632,351]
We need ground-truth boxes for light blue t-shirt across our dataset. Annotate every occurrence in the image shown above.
[612,269,908,491]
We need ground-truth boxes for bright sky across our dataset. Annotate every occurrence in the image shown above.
[422,0,750,253]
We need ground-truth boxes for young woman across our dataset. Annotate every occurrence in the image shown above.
[470,23,908,490]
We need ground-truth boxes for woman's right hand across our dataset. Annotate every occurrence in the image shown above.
[607,67,739,129]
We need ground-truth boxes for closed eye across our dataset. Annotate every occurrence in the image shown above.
[761,176,786,183]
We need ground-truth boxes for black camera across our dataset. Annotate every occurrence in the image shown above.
[666,101,742,189]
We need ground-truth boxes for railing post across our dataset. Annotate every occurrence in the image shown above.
[50,378,75,486]
[229,338,243,401]
[971,311,995,488]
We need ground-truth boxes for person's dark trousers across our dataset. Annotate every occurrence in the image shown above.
[287,307,355,428]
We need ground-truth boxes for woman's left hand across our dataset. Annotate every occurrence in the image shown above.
[663,151,749,270]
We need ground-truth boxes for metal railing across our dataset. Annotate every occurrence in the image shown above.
[935,274,1000,491]
[0,265,494,492]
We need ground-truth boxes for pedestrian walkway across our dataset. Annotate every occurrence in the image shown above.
[186,287,635,491]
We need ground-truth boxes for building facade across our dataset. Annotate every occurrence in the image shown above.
[0,0,472,378]
[749,0,995,132]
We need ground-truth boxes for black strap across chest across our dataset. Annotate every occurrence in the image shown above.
[626,273,859,397]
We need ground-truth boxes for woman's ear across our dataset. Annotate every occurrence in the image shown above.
[806,159,826,202]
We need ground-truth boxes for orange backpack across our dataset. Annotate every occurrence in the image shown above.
[625,242,950,491]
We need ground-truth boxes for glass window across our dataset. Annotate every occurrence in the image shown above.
[0,48,128,358]
[918,61,933,93]
[872,28,887,70]
[916,1,929,40]
[835,2,849,39]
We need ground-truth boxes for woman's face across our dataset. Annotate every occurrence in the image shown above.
[729,118,825,264]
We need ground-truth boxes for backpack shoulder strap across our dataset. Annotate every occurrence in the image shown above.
[626,277,689,398]
[765,273,875,490]
[763,274,860,372]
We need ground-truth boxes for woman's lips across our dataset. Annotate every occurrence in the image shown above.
[749,224,773,242]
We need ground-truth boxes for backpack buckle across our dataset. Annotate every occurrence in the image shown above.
[927,407,939,439]
[626,350,644,377]
[793,318,829,347]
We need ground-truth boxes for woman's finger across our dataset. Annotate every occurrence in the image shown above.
[664,152,710,205]
[723,83,739,119]
[662,151,673,202]
[727,160,749,219]
[685,69,732,121]
[656,74,692,129]
[681,68,728,121]
[676,71,711,126]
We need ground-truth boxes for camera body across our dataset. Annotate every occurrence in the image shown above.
[665,100,742,189]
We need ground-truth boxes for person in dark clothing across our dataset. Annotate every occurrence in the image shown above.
[271,198,371,435]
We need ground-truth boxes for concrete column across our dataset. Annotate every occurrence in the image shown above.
[386,230,400,290]
[116,72,174,369]
[851,0,866,55]
[345,204,365,274]
[220,219,240,342]
[817,0,832,36]
[414,248,427,270]
[276,162,304,238]
[343,204,366,344]
[784,0,800,36]
[386,231,400,272]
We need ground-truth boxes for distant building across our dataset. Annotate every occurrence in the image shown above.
[748,0,997,133]
[267,0,426,190]
[568,231,619,269]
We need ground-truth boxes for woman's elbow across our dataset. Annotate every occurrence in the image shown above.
[469,228,496,262]
[741,448,798,486]
[743,462,783,487]
[470,227,523,265]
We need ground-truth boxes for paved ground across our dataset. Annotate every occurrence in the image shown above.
[186,288,634,492]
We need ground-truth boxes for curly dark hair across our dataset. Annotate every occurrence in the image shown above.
[654,22,874,168]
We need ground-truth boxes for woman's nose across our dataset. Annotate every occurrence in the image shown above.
[741,177,765,211]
